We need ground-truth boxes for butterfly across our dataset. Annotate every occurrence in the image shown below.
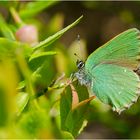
[74,28,140,114]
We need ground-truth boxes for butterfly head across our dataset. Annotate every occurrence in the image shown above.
[76,59,85,69]
[72,53,91,86]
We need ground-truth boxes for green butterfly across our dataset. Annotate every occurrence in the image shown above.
[74,28,140,114]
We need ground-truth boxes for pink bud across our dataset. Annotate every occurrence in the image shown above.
[16,25,38,46]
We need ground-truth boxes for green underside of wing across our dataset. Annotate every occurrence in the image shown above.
[89,63,140,113]
[85,28,140,71]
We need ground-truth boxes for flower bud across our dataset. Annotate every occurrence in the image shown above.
[16,25,38,46]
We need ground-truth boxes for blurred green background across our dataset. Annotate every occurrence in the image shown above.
[0,1,140,139]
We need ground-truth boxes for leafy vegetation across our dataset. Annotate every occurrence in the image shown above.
[0,1,92,139]
[0,1,140,139]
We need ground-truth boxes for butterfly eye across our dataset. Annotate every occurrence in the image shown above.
[77,60,84,69]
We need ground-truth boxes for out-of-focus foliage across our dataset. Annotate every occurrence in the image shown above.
[0,1,86,139]
[19,1,58,19]
[0,1,140,139]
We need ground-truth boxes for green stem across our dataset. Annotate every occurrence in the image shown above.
[10,7,25,27]
[15,47,40,109]
[31,82,66,100]
[31,77,76,99]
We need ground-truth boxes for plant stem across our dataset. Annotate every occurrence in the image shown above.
[15,47,40,109]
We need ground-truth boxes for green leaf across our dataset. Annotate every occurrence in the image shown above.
[29,56,56,87]
[0,38,18,58]
[18,109,51,137]
[33,15,83,51]
[60,86,72,130]
[16,92,29,116]
[0,87,8,127]
[17,81,25,90]
[61,131,74,139]
[19,1,58,19]
[29,51,57,62]
[64,97,94,137]
[73,82,89,102]
[0,14,15,40]
[0,38,32,58]
[0,59,18,127]
[60,83,94,137]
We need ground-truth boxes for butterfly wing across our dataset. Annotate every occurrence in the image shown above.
[89,63,140,114]
[84,28,140,113]
[85,28,140,71]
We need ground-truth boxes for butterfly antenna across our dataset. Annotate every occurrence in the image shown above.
[74,53,82,60]
[77,34,83,56]
[73,34,83,60]
[77,34,80,42]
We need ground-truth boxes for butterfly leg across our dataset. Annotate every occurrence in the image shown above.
[70,72,75,81]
